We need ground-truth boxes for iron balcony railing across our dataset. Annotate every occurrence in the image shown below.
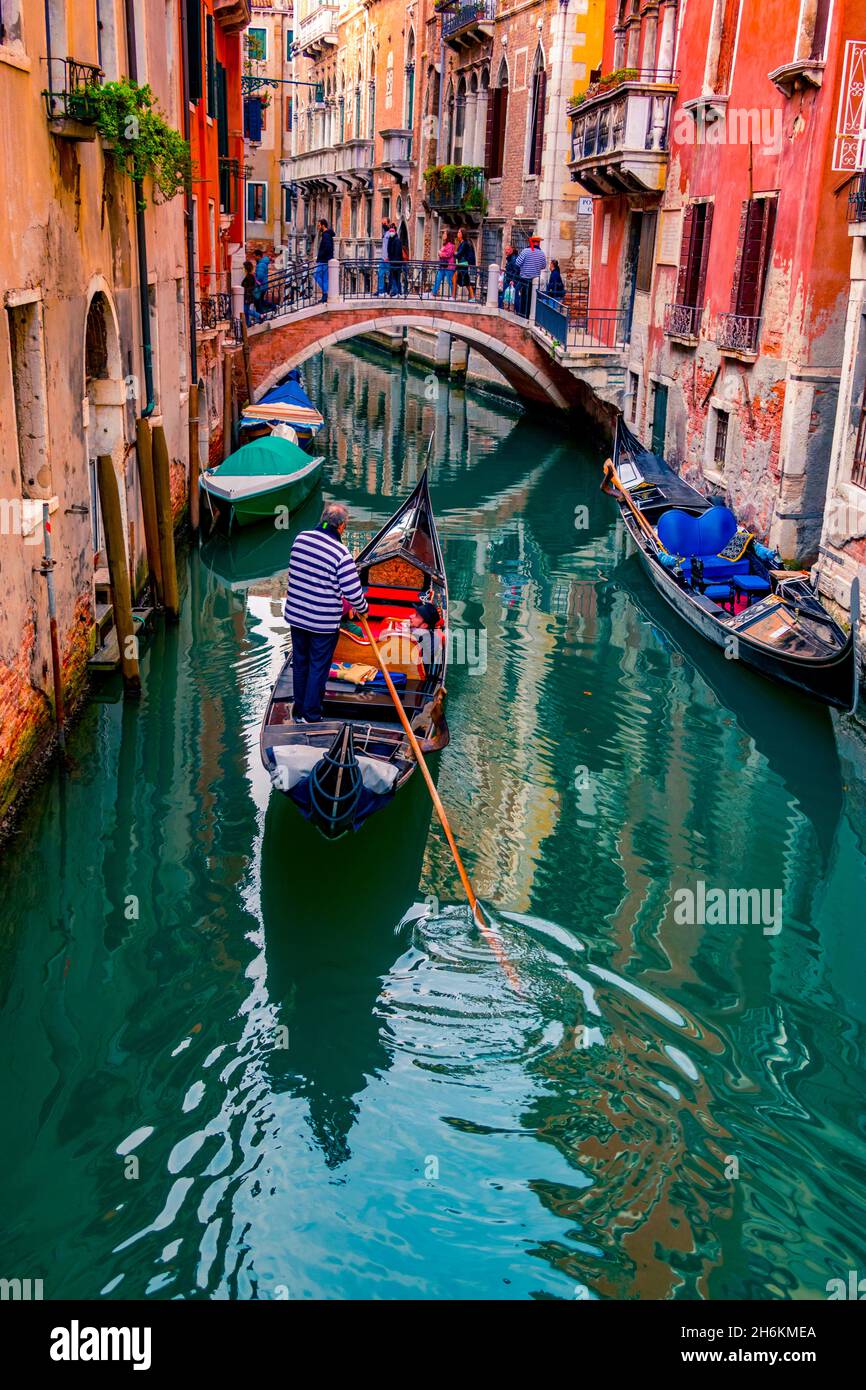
[848,173,866,224]
[252,262,322,319]
[425,167,487,215]
[43,57,103,123]
[664,302,703,339]
[441,1,497,40]
[194,293,233,331]
[340,259,483,301]
[716,312,762,354]
[534,292,629,351]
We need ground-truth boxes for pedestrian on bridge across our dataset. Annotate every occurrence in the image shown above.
[314,219,334,303]
[515,236,547,318]
[375,218,390,296]
[433,231,457,298]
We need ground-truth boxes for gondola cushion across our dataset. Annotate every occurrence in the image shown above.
[695,505,738,556]
[271,744,399,795]
[732,574,771,595]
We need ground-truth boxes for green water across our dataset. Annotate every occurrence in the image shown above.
[2,343,866,1301]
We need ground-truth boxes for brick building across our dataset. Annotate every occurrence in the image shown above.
[282,0,418,261]
[572,0,866,572]
[416,0,604,275]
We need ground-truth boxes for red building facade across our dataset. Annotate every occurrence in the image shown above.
[572,1,866,563]
[182,0,249,457]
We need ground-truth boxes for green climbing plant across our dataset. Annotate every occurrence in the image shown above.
[88,79,192,204]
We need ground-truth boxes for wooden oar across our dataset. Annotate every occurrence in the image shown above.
[602,458,669,554]
[357,612,521,991]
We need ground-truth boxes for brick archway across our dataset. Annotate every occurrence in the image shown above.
[242,302,586,411]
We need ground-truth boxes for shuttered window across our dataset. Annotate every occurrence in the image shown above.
[731,196,777,319]
[636,211,658,293]
[527,58,547,176]
[675,201,714,307]
[186,0,202,104]
[205,14,216,118]
[485,82,508,178]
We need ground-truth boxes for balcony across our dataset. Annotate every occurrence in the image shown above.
[424,165,487,223]
[664,302,703,344]
[296,4,339,58]
[716,312,762,359]
[213,0,251,34]
[43,58,103,141]
[282,147,338,189]
[440,0,496,49]
[379,129,413,183]
[568,70,678,196]
[334,139,374,188]
[848,173,866,227]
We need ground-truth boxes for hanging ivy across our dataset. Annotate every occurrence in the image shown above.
[88,79,192,204]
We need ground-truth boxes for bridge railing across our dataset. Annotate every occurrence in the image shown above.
[249,262,321,323]
[534,291,628,351]
[340,259,484,301]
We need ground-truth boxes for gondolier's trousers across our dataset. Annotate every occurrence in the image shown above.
[291,626,340,722]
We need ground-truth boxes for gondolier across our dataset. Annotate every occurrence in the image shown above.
[284,503,368,724]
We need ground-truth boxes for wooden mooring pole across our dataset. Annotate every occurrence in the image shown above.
[152,423,180,622]
[96,455,141,698]
[135,417,163,605]
[188,382,200,534]
[239,318,254,404]
[223,351,235,462]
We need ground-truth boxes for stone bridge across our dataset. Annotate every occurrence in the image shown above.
[237,264,625,422]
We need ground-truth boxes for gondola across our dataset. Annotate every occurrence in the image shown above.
[259,469,450,838]
[603,417,859,712]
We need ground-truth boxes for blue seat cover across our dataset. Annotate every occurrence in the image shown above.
[657,509,699,556]
[733,574,771,593]
[695,505,738,555]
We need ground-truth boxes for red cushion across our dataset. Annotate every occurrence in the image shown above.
[365,585,420,603]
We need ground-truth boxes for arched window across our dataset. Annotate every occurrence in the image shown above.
[444,78,454,158]
[354,68,362,133]
[527,49,546,176]
[453,75,466,164]
[368,54,376,139]
[485,59,508,178]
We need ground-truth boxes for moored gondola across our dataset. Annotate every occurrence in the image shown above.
[259,470,450,837]
[603,417,859,712]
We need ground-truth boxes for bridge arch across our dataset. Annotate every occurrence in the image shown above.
[244,304,581,412]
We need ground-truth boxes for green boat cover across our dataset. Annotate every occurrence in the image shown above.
[218,436,316,478]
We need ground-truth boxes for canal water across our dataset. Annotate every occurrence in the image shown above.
[2,343,866,1301]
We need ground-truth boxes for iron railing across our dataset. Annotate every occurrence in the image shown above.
[43,57,103,122]
[849,173,866,224]
[442,1,497,40]
[340,258,483,300]
[425,167,487,216]
[534,292,628,350]
[194,293,233,331]
[664,302,703,338]
[254,262,321,319]
[716,312,762,354]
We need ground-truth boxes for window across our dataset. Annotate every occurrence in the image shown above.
[381,193,391,223]
[176,279,188,392]
[673,201,714,328]
[247,26,267,63]
[628,370,639,423]
[713,409,730,468]
[712,0,743,95]
[731,196,777,320]
[247,181,267,223]
[636,212,657,292]
[283,185,294,225]
[286,29,293,60]
[186,0,202,103]
[485,62,508,178]
[6,298,51,498]
[527,50,547,176]
[0,1,24,51]
[96,0,119,79]
[286,94,293,131]
[148,284,161,411]
[205,12,216,117]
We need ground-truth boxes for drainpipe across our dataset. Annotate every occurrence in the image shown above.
[123,0,156,416]
[180,0,198,383]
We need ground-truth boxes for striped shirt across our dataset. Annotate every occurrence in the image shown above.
[515,246,547,279]
[284,525,368,633]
